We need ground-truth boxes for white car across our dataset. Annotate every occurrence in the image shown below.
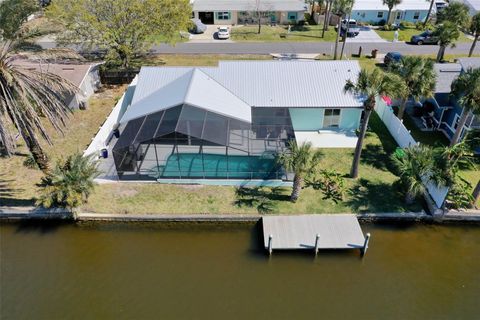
[217,26,230,40]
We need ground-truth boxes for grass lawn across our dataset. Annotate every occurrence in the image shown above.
[136,54,272,67]
[375,27,472,43]
[231,24,338,42]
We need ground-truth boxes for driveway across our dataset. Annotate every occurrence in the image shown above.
[189,25,234,43]
[347,27,387,43]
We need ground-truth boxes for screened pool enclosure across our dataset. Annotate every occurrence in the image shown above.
[112,105,294,180]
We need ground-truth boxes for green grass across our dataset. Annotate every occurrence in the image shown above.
[231,24,338,42]
[375,27,472,43]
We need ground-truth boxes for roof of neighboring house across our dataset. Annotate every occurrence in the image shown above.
[121,60,362,124]
[352,0,430,11]
[457,58,480,71]
[434,63,462,106]
[191,0,308,12]
[458,0,480,12]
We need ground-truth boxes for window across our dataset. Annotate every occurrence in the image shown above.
[288,12,297,20]
[377,12,384,18]
[217,12,230,20]
[396,11,402,20]
[323,109,341,128]
[413,11,420,20]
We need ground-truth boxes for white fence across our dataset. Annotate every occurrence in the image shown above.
[375,98,449,208]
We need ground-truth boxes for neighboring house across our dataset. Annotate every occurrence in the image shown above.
[424,58,480,142]
[457,0,480,15]
[351,0,431,24]
[190,0,307,25]
[13,61,102,110]
[110,60,363,181]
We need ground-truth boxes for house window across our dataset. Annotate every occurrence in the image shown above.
[377,12,384,18]
[396,11,402,20]
[323,109,341,128]
[288,12,297,20]
[413,11,420,20]
[217,12,230,20]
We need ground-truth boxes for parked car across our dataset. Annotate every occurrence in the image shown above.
[189,19,207,34]
[435,1,448,12]
[410,30,439,45]
[338,19,360,37]
[217,26,230,40]
[384,52,403,67]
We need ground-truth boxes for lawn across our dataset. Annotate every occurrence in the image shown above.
[375,27,472,43]
[231,24,338,42]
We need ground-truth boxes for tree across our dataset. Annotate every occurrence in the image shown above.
[47,0,192,69]
[383,0,402,25]
[0,0,39,40]
[276,141,323,202]
[424,0,435,27]
[433,22,460,62]
[332,0,354,60]
[36,153,100,210]
[344,68,406,178]
[473,180,480,208]
[437,2,470,28]
[388,56,436,120]
[469,13,480,57]
[450,68,480,146]
[0,41,77,171]
[391,145,437,204]
[322,0,333,38]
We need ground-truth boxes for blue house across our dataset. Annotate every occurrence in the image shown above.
[424,58,480,142]
[351,0,431,24]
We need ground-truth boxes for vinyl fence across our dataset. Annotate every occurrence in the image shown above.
[375,97,449,208]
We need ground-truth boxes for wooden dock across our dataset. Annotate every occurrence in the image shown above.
[262,214,369,255]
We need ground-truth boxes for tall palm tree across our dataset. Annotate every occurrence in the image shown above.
[437,2,470,28]
[424,0,435,27]
[0,40,77,172]
[383,0,402,25]
[277,140,323,202]
[333,0,354,60]
[391,145,436,204]
[450,68,480,146]
[344,68,407,178]
[433,22,460,62]
[469,13,480,57]
[322,0,333,38]
[388,56,436,120]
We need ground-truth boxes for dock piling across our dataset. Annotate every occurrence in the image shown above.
[315,234,320,255]
[362,233,371,256]
[268,234,273,255]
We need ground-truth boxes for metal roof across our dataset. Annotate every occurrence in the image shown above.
[434,63,461,94]
[457,58,480,71]
[459,0,480,12]
[352,0,430,11]
[191,0,307,12]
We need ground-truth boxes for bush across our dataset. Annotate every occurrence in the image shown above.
[23,154,39,169]
[306,169,346,203]
[378,19,386,26]
[400,21,415,29]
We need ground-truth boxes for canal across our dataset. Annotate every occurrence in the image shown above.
[1,222,479,319]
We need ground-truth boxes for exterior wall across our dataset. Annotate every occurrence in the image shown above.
[67,64,102,110]
[194,10,303,25]
[213,11,238,24]
[351,9,428,24]
[288,108,361,131]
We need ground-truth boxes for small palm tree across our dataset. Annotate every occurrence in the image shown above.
[0,40,77,172]
[344,68,407,178]
[469,13,480,57]
[277,140,323,202]
[36,153,100,210]
[332,0,354,60]
[383,0,402,24]
[450,68,480,146]
[433,22,461,62]
[388,56,436,120]
[391,145,435,204]
[436,2,470,28]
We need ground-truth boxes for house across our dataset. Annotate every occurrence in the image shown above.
[13,61,102,109]
[190,0,308,25]
[457,0,480,15]
[109,60,363,182]
[351,0,431,24]
[423,58,480,142]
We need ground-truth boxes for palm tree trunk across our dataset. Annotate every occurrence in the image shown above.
[405,190,415,205]
[424,0,435,27]
[436,45,446,62]
[290,174,303,202]
[18,123,49,173]
[340,13,350,59]
[257,10,261,34]
[469,34,478,57]
[450,109,470,146]
[351,108,372,178]
[386,8,392,24]
[397,98,407,120]
[322,1,330,37]
[472,179,480,208]
[333,14,343,60]
[0,117,15,156]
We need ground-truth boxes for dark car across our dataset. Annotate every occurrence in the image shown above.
[384,52,403,66]
[410,30,439,45]
[189,19,207,34]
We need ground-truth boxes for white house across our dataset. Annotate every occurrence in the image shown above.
[351,0,431,24]
[190,0,308,25]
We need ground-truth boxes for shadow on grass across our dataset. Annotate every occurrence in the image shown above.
[234,187,290,214]
[0,179,35,207]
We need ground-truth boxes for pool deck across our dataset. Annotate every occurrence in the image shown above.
[262,214,368,253]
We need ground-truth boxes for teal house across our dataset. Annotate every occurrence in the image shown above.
[351,0,431,24]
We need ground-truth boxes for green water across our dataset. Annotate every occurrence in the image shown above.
[1,222,479,319]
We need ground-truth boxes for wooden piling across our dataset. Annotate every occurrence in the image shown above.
[362,233,371,256]
[268,234,273,255]
[314,234,320,255]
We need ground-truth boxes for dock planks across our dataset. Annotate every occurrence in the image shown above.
[262,214,366,251]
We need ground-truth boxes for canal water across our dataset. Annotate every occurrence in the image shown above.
[1,222,479,319]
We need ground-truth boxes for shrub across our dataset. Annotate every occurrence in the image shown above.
[378,19,386,26]
[306,169,346,203]
[447,177,474,209]
[400,21,415,29]
[23,154,39,169]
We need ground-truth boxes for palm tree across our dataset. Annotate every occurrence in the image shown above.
[277,140,323,202]
[383,0,402,25]
[0,40,77,172]
[469,13,480,57]
[437,2,470,28]
[322,0,333,37]
[388,56,436,120]
[472,180,480,208]
[424,0,435,27]
[344,68,407,178]
[433,22,460,62]
[333,0,354,60]
[450,68,480,146]
[391,145,436,204]
[36,153,100,210]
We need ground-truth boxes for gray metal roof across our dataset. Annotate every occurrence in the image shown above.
[434,63,462,94]
[191,0,307,12]
[457,58,480,71]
